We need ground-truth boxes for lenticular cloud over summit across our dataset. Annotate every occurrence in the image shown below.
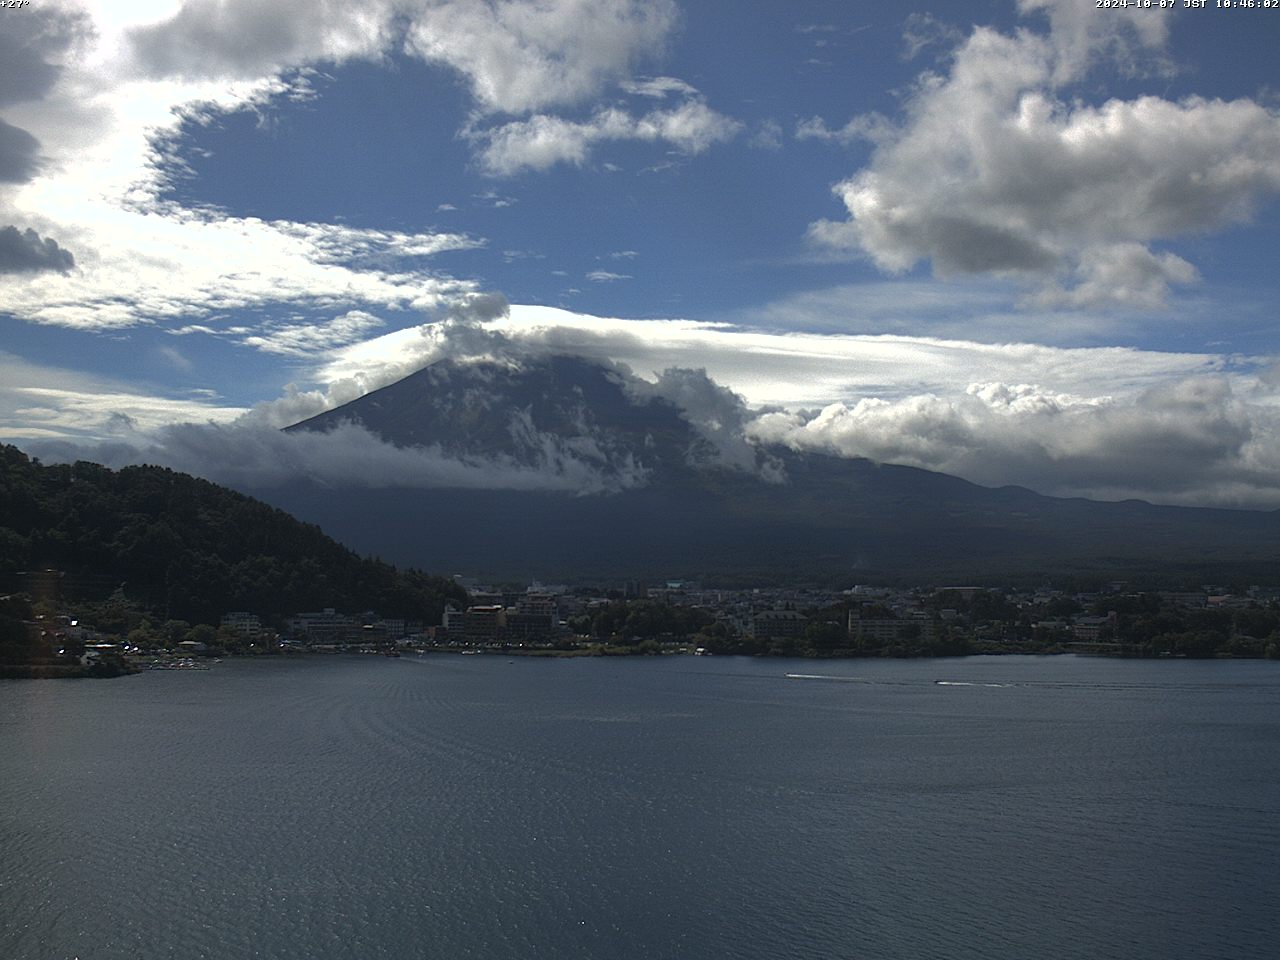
[21,302,1280,510]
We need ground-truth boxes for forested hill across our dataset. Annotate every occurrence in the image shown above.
[0,445,467,625]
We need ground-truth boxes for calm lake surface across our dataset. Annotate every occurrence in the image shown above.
[3,654,1279,960]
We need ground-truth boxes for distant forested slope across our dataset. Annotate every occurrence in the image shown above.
[0,445,466,624]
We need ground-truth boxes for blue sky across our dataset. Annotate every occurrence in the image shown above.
[2,0,1280,507]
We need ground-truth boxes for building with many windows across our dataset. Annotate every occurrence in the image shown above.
[220,611,263,637]
[285,608,357,644]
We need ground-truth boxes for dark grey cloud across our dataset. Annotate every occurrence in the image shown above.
[908,216,1058,275]
[628,366,786,481]
[0,120,41,184]
[0,225,74,274]
[446,291,510,324]
[0,8,87,107]
[0,33,61,108]
[0,9,86,185]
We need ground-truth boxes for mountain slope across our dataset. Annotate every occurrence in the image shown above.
[271,356,1280,585]
[287,354,746,489]
[0,445,466,623]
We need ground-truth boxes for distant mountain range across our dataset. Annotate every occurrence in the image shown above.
[267,355,1280,586]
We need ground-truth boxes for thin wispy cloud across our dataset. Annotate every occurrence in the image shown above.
[470,98,741,176]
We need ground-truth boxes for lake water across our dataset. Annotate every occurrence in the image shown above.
[3,654,1279,960]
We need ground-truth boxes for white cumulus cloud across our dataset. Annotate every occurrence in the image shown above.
[807,2,1280,308]
[472,97,742,176]
[746,372,1280,508]
[403,0,677,114]
[0,0,693,340]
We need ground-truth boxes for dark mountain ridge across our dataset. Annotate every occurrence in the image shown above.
[267,355,1280,585]
[0,445,466,624]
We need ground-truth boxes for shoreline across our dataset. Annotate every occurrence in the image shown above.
[6,641,1274,680]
